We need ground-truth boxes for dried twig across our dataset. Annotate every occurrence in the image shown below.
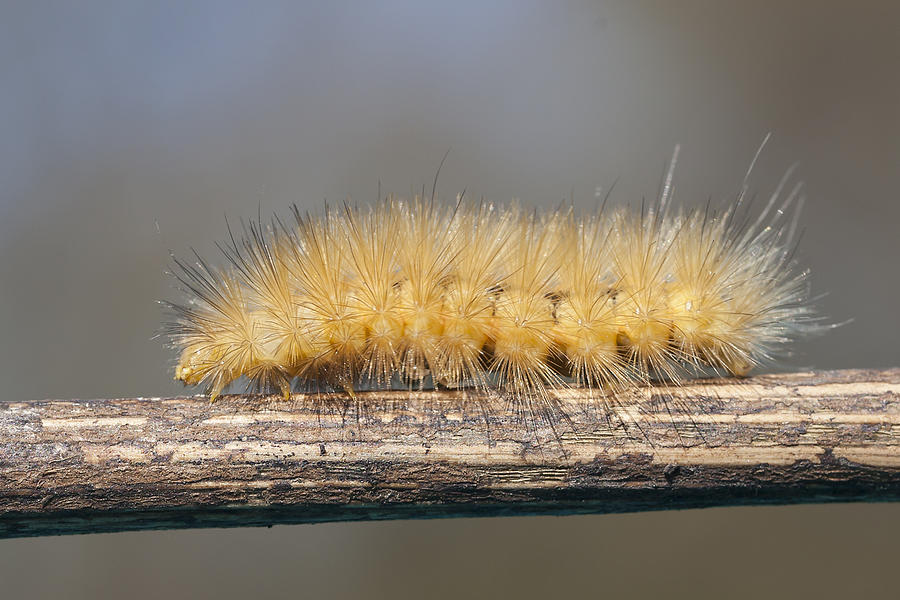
[1,368,898,538]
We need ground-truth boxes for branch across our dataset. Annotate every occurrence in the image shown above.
[1,368,898,538]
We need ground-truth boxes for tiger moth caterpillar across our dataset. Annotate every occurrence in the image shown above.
[163,148,820,425]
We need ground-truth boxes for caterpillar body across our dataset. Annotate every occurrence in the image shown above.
[165,162,817,408]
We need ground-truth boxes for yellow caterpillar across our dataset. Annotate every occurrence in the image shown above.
[165,168,815,403]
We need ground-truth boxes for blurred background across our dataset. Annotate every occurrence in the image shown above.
[1,1,898,598]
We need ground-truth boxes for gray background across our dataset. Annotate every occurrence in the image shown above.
[1,1,898,598]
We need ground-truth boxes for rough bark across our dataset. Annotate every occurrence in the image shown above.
[1,368,898,538]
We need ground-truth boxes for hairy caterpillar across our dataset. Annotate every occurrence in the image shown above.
[164,152,818,409]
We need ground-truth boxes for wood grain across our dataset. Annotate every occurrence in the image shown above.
[1,368,898,538]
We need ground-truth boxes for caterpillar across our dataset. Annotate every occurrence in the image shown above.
[164,153,818,409]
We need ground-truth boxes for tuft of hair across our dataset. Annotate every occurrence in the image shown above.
[164,176,819,405]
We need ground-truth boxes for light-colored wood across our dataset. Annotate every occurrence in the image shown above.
[1,368,898,538]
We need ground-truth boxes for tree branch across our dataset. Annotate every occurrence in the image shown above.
[1,368,898,538]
